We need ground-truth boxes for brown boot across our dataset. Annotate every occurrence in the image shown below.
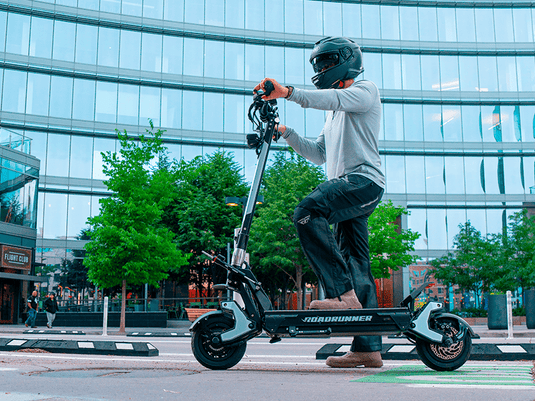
[309,290,362,310]
[326,351,383,368]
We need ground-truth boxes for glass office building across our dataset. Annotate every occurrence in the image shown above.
[0,0,534,270]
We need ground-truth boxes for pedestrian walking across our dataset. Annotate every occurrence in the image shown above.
[44,292,59,328]
[25,290,38,328]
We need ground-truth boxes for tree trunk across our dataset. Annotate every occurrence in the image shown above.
[296,267,302,310]
[119,279,126,334]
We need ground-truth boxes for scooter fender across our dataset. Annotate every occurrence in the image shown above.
[189,309,225,332]
[431,312,478,339]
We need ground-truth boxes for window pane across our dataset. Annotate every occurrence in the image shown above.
[439,55,459,92]
[494,8,514,42]
[437,7,457,42]
[418,7,437,41]
[406,156,425,193]
[225,42,244,81]
[285,0,303,34]
[93,138,116,180]
[497,57,518,92]
[425,157,445,194]
[459,56,479,92]
[362,4,380,39]
[164,0,184,22]
[385,155,405,193]
[442,106,462,142]
[43,193,67,239]
[480,106,500,142]
[53,20,75,62]
[161,88,182,129]
[516,56,535,92]
[445,157,464,194]
[519,106,535,142]
[401,54,421,91]
[0,12,6,52]
[203,92,223,132]
[503,157,525,194]
[265,0,283,33]
[29,17,53,58]
[72,79,95,121]
[403,104,423,141]
[265,46,284,82]
[342,3,361,38]
[139,86,161,127]
[478,57,498,92]
[446,209,466,249]
[381,6,399,40]
[499,106,520,142]
[101,0,121,13]
[285,48,304,85]
[423,105,442,141]
[26,73,50,116]
[69,136,93,179]
[400,6,418,41]
[95,82,117,123]
[144,0,164,19]
[117,84,139,125]
[204,40,224,79]
[421,55,440,91]
[182,91,202,131]
[383,104,403,140]
[456,8,476,42]
[224,94,244,134]
[513,8,533,42]
[78,0,99,10]
[427,209,447,250]
[461,105,481,142]
[67,195,91,239]
[122,0,142,17]
[464,157,485,194]
[162,36,183,75]
[119,30,141,70]
[245,0,263,30]
[183,38,203,76]
[482,157,500,194]
[244,43,264,82]
[304,1,322,35]
[205,0,224,26]
[475,8,495,42]
[324,2,342,37]
[2,70,27,113]
[75,24,98,64]
[362,52,382,89]
[46,134,70,176]
[6,13,30,55]
[408,209,427,249]
[141,33,162,72]
[97,27,119,67]
[226,0,244,29]
[382,54,401,90]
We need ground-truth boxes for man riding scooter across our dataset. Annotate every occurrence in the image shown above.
[254,36,384,368]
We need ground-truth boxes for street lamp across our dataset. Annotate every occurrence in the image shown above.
[225,195,264,209]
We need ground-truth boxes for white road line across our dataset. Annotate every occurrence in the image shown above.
[407,384,534,390]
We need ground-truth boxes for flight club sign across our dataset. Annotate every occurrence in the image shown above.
[0,245,32,270]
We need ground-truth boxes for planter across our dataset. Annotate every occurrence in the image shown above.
[526,289,535,329]
[185,308,217,322]
[488,294,507,330]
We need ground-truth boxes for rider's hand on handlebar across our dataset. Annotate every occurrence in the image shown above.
[253,78,289,101]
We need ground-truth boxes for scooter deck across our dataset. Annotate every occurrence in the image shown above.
[263,307,412,337]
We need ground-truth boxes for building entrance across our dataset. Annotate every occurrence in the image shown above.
[0,282,18,324]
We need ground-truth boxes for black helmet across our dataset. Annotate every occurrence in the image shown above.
[309,37,364,89]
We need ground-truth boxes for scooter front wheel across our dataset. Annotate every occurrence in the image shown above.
[191,314,246,370]
[415,316,472,371]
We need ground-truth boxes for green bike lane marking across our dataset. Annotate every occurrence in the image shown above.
[353,365,534,387]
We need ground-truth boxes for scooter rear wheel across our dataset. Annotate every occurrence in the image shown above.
[191,314,246,370]
[415,316,472,371]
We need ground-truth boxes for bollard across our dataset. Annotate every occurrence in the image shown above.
[102,296,108,337]
[506,291,513,339]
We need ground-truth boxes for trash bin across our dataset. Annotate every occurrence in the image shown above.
[525,288,535,329]
[487,294,507,330]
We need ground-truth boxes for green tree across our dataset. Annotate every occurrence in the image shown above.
[163,150,249,298]
[368,200,421,278]
[430,221,499,308]
[502,209,535,302]
[249,150,326,309]
[84,125,190,333]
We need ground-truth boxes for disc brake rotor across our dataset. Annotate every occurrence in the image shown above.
[429,325,463,360]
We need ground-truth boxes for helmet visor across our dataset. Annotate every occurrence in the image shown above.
[311,52,340,73]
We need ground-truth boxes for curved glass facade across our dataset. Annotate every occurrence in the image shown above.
[0,0,533,263]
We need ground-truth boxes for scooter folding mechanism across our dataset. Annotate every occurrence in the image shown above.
[190,81,476,372]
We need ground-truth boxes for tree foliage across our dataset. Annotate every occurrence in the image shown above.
[84,125,190,331]
[248,150,326,309]
[368,200,421,278]
[163,150,249,297]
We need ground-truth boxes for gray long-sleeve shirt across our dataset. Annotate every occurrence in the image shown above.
[283,79,385,188]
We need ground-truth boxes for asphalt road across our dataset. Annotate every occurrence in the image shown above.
[0,334,533,401]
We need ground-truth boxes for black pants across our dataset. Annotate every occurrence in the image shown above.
[294,174,383,352]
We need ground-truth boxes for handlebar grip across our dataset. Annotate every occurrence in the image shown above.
[264,80,275,97]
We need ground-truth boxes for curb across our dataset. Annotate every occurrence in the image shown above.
[317,343,535,361]
[0,338,158,356]
[24,330,85,335]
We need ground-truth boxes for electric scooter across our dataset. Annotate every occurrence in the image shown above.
[190,81,476,372]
